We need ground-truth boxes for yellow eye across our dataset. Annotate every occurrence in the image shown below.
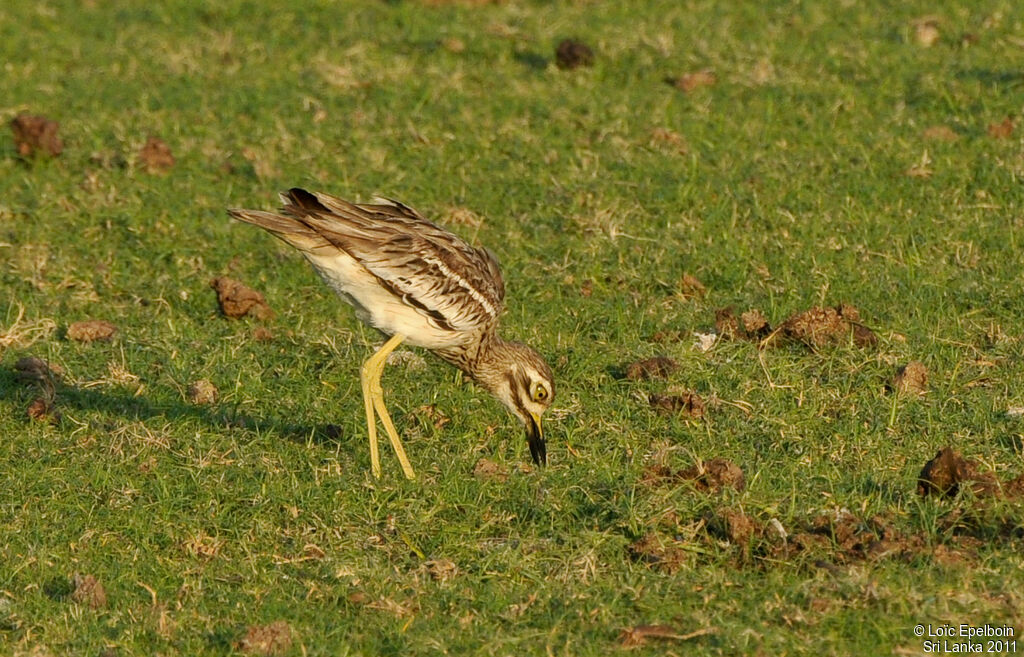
[532,384,548,403]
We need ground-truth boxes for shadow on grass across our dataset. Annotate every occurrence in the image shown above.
[0,365,347,446]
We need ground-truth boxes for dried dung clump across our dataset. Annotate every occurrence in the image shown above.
[67,320,117,342]
[555,38,594,70]
[15,356,64,384]
[648,391,705,418]
[775,304,876,348]
[11,113,63,158]
[629,533,689,573]
[624,355,678,380]
[740,309,771,338]
[678,273,706,298]
[27,397,61,424]
[714,307,772,341]
[238,621,293,656]
[917,447,999,498]
[668,70,716,92]
[681,458,745,493]
[707,508,756,546]
[188,379,219,405]
[252,326,274,342]
[422,558,459,583]
[472,458,508,482]
[210,277,275,320]
[71,574,107,609]
[1003,473,1024,500]
[138,136,175,173]
[894,361,928,395]
[987,117,1014,140]
[922,125,959,142]
[645,458,744,493]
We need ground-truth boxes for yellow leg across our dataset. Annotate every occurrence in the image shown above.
[359,333,416,480]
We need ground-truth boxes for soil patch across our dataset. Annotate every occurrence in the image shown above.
[138,136,175,173]
[667,70,716,92]
[624,356,678,381]
[11,114,63,158]
[628,533,689,573]
[27,397,61,424]
[555,39,594,69]
[707,508,756,546]
[238,621,293,656]
[648,391,705,418]
[644,458,744,493]
[473,458,509,482]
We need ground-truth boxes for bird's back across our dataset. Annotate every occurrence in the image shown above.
[229,189,506,350]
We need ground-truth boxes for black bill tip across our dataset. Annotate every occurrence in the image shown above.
[526,415,547,466]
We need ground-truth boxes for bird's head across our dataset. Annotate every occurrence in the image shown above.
[478,341,555,466]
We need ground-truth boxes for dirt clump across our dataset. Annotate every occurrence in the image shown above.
[714,307,772,341]
[678,273,706,298]
[210,277,275,320]
[681,458,745,493]
[648,391,705,418]
[138,136,175,173]
[555,39,594,70]
[252,326,274,342]
[67,320,117,342]
[71,574,107,609]
[11,114,63,158]
[988,117,1014,139]
[774,304,876,348]
[668,70,716,92]
[473,458,508,482]
[422,558,459,583]
[707,508,756,547]
[642,458,744,493]
[624,355,678,380]
[893,361,928,395]
[238,621,293,656]
[629,533,689,573]
[15,356,64,384]
[188,379,219,405]
[27,397,61,424]
[917,447,999,499]
[1003,473,1024,500]
[740,309,771,339]
[922,125,959,142]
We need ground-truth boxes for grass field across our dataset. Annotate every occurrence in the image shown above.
[2,0,1023,654]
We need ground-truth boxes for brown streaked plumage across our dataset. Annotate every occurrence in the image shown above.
[227,188,555,479]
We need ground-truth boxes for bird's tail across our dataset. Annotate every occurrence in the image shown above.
[227,194,333,254]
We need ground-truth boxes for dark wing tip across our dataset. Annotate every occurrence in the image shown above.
[284,188,330,214]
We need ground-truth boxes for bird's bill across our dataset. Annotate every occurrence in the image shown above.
[526,412,547,466]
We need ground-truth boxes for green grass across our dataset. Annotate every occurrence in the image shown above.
[2,0,1023,654]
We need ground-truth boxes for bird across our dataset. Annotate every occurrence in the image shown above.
[227,188,555,480]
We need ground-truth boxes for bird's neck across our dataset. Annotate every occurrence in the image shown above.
[436,330,508,385]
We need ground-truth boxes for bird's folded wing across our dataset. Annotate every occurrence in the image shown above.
[286,189,506,332]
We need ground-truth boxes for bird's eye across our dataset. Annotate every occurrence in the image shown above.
[532,384,548,403]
